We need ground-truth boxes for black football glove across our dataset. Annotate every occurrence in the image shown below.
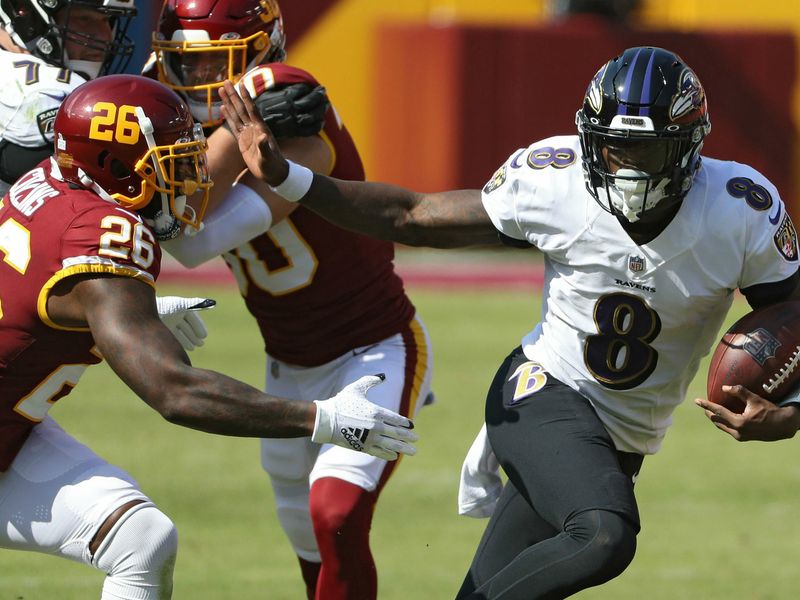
[252,83,330,138]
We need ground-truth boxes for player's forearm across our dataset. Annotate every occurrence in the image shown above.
[98,318,315,438]
[80,277,315,438]
[205,126,247,212]
[302,176,498,248]
[758,404,800,440]
[217,79,498,246]
[153,366,316,438]
[162,183,273,268]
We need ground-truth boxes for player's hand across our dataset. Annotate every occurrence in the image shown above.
[694,385,800,441]
[220,79,289,187]
[312,374,418,461]
[156,296,216,351]
[253,83,329,138]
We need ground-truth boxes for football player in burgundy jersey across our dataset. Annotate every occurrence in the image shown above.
[222,46,800,598]
[0,74,417,599]
[149,1,434,598]
[0,1,217,351]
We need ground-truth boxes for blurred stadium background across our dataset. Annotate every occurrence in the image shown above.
[4,1,800,598]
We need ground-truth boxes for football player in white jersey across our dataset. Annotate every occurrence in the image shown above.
[222,45,800,598]
[0,0,136,196]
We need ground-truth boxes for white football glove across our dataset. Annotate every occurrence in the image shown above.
[156,296,216,351]
[312,374,418,461]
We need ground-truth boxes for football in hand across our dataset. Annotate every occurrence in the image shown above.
[706,301,800,413]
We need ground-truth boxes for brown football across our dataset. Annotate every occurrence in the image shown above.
[706,301,800,413]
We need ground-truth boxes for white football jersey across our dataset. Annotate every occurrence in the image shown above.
[0,49,86,147]
[482,135,799,454]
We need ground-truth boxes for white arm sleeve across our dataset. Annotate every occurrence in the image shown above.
[162,183,273,268]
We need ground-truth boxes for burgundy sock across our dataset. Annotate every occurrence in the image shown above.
[297,556,321,599]
[309,477,378,600]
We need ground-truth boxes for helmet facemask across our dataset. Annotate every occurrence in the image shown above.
[0,0,136,77]
[56,1,137,78]
[125,113,211,241]
[152,0,286,127]
[578,117,707,223]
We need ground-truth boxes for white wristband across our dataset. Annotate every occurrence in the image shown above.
[270,160,314,202]
[310,399,334,444]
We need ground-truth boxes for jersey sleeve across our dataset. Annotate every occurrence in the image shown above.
[480,137,582,246]
[58,205,161,285]
[480,148,529,242]
[737,170,799,290]
[0,58,85,147]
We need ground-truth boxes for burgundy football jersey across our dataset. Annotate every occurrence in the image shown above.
[0,161,161,471]
[223,64,415,366]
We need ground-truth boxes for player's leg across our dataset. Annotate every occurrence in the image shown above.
[260,364,324,599]
[456,347,643,599]
[310,316,433,600]
[457,481,559,596]
[308,476,379,599]
[0,417,178,599]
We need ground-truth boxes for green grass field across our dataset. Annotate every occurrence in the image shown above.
[2,281,799,599]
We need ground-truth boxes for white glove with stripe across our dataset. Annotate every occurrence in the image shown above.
[156,296,216,351]
[312,374,418,461]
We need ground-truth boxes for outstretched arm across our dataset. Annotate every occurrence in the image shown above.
[46,274,417,460]
[219,80,499,248]
[56,273,317,438]
[306,179,496,248]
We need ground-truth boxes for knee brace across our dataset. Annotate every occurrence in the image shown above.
[92,502,178,600]
[269,477,319,562]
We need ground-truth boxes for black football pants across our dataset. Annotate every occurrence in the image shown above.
[456,347,644,600]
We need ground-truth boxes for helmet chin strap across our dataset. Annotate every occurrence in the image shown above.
[75,167,117,203]
[142,197,203,240]
[144,202,183,240]
[182,204,204,236]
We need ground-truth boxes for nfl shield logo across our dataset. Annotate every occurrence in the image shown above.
[628,256,645,273]
[742,328,781,366]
